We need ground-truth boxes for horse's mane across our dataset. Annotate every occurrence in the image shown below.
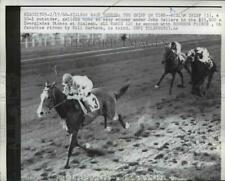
[53,86,81,119]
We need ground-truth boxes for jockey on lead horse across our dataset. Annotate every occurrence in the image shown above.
[62,73,99,117]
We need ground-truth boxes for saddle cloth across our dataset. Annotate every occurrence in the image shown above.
[84,93,100,113]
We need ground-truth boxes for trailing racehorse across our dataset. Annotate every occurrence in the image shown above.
[37,82,130,169]
[186,52,217,96]
[154,48,190,94]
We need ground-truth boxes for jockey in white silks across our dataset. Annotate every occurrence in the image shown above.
[187,47,213,69]
[62,73,99,115]
[164,41,186,64]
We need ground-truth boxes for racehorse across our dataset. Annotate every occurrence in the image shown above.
[37,82,130,169]
[154,48,190,94]
[186,52,217,96]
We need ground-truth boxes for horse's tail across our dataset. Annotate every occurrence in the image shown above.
[114,83,130,100]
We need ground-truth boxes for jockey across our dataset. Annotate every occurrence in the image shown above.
[62,73,98,115]
[163,41,186,64]
[187,47,213,69]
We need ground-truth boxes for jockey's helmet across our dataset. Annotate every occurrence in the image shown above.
[171,42,176,49]
[62,73,72,85]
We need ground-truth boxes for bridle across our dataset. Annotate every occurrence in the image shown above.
[47,86,67,111]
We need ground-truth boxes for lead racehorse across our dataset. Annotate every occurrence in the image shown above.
[37,82,130,169]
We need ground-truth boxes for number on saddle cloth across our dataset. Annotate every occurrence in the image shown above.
[85,94,100,112]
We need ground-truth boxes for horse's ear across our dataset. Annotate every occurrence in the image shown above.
[52,82,57,87]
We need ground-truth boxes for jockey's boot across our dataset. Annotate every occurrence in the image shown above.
[81,99,92,113]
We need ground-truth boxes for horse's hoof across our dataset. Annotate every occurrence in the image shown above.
[105,126,112,132]
[64,165,70,169]
[154,85,160,89]
[85,143,91,149]
[125,122,130,129]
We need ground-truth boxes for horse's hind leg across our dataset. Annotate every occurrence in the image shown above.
[177,71,184,88]
[206,72,214,89]
[169,73,176,94]
[155,72,167,88]
[65,131,78,169]
[202,72,214,96]
[118,114,129,129]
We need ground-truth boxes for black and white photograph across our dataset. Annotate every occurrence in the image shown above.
[21,32,221,180]
[1,2,224,181]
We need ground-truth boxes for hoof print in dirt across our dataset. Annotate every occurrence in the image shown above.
[172,159,177,163]
[41,177,48,180]
[125,139,132,142]
[120,165,129,170]
[113,158,120,162]
[90,160,98,164]
[94,168,102,171]
[33,167,42,171]
[142,132,150,137]
[128,161,139,166]
[40,172,48,177]
[44,168,53,172]
[71,159,79,164]
[154,153,164,159]
[64,145,69,149]
[158,143,169,150]
[79,165,86,169]
[136,168,147,175]
[49,175,57,179]
[181,160,188,165]
[118,148,124,151]
[107,150,115,154]
[133,143,140,147]
[106,141,113,145]
[147,167,154,172]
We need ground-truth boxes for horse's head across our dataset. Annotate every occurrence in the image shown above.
[37,82,57,118]
[185,49,196,64]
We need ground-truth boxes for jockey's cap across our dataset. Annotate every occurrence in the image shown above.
[171,42,176,46]
[62,73,72,84]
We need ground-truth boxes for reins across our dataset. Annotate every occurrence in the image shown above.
[49,99,67,110]
[48,86,67,111]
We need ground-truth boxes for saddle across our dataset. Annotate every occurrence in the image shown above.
[81,93,100,113]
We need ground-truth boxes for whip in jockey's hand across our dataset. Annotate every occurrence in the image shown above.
[62,73,99,117]
[187,47,214,69]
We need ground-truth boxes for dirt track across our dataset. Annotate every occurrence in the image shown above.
[21,35,221,180]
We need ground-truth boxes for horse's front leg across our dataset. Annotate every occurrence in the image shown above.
[169,73,176,94]
[177,71,184,88]
[154,72,167,88]
[104,115,112,132]
[64,131,78,169]
[118,114,129,129]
